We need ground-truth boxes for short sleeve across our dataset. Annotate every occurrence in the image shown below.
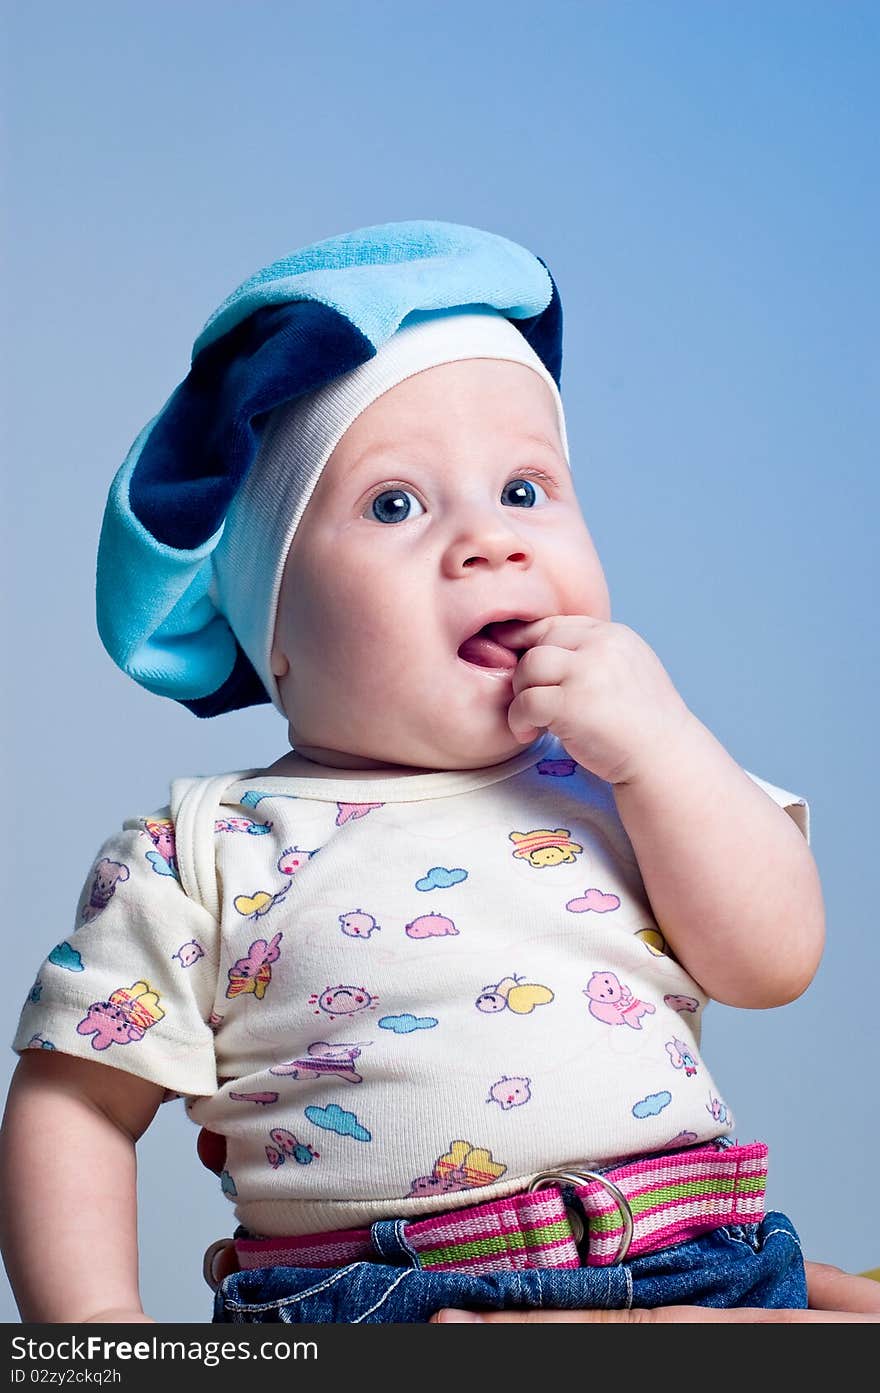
[12,810,219,1097]
[743,771,810,844]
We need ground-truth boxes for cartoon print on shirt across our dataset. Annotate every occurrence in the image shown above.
[309,985,378,1018]
[664,1130,699,1148]
[665,993,700,1014]
[48,943,83,972]
[173,939,205,968]
[219,1170,237,1196]
[339,910,381,939]
[536,755,577,777]
[378,1013,438,1033]
[208,1011,224,1033]
[232,887,290,921]
[79,858,130,924]
[226,932,282,1000]
[707,1094,733,1127]
[405,912,459,939]
[142,818,178,879]
[278,846,318,877]
[270,1041,370,1085]
[26,1034,55,1050]
[509,827,583,867]
[566,887,621,914]
[27,979,42,1003]
[632,1091,672,1118]
[408,1140,506,1197]
[335,801,384,826]
[76,979,165,1051]
[215,815,273,835]
[487,1075,532,1109]
[584,971,656,1029]
[476,975,554,1015]
[415,866,468,891]
[305,1103,372,1142]
[265,1128,320,1167]
[635,927,669,957]
[229,1090,279,1105]
[666,1037,699,1076]
[240,790,298,809]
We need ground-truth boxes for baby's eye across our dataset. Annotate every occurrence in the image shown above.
[366,488,426,525]
[502,476,551,508]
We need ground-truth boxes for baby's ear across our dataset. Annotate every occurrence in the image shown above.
[270,643,290,679]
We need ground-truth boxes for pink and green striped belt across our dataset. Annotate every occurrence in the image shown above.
[226,1141,768,1278]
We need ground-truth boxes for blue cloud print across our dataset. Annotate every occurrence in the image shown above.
[145,851,177,878]
[632,1091,672,1118]
[416,866,468,891]
[304,1103,371,1142]
[378,1013,438,1034]
[240,789,298,809]
[49,942,84,972]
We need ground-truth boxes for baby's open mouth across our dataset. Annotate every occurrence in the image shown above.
[456,623,527,672]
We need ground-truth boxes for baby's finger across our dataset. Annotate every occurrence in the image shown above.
[493,615,602,651]
[507,684,562,742]
[511,644,571,698]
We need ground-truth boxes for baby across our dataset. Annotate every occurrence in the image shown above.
[0,220,825,1324]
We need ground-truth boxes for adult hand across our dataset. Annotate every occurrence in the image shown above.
[429,1262,880,1323]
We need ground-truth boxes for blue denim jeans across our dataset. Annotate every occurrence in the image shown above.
[212,1210,806,1323]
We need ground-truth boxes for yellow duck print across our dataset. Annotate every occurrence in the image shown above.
[509,827,583,867]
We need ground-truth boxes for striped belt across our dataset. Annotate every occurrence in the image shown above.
[206,1141,768,1285]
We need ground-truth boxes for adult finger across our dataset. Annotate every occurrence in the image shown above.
[431,1304,880,1323]
[805,1261,880,1313]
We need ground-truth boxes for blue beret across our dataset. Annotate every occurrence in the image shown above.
[96,219,563,717]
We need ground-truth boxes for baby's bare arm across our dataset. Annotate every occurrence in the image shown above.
[0,1051,165,1322]
[613,712,825,1008]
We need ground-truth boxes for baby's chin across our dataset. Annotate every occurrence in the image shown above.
[294,724,526,774]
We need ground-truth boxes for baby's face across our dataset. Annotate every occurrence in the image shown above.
[270,358,611,771]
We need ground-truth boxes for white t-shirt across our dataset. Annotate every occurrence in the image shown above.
[12,732,809,1236]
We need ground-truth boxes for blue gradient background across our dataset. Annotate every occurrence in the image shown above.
[2,1,877,1322]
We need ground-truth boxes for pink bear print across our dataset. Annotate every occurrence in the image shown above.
[226,932,282,1000]
[80,858,130,924]
[76,980,164,1050]
[584,971,656,1030]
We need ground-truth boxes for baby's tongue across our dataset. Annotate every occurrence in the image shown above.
[457,630,519,671]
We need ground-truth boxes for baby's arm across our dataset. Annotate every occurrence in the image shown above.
[613,711,825,1008]
[503,614,825,1009]
[0,1050,165,1323]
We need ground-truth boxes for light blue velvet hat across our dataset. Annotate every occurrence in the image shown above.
[96,219,564,716]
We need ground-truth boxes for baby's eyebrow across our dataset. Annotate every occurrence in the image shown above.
[349,431,563,476]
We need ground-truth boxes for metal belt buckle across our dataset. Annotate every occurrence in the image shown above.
[526,1168,634,1264]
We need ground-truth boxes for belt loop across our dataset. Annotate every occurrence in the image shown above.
[369,1217,422,1268]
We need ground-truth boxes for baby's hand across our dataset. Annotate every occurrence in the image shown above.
[495,616,693,786]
